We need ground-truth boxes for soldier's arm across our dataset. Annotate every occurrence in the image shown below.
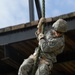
[35,17,46,37]
[39,37,64,53]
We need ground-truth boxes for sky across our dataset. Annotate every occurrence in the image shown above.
[0,0,75,28]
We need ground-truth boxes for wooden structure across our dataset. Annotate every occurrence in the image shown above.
[0,12,75,75]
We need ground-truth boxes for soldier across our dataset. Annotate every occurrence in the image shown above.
[18,18,67,75]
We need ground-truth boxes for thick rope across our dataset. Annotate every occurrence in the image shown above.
[42,0,45,17]
[42,0,45,33]
[31,0,45,75]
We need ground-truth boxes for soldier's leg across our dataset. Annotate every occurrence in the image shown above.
[18,58,34,75]
[48,60,53,75]
[35,63,50,75]
[35,59,53,75]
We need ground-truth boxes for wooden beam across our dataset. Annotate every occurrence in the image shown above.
[57,50,75,63]
[1,57,19,69]
[1,45,27,69]
[65,35,75,50]
[0,16,75,45]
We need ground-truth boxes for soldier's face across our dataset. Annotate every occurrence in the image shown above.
[55,31,62,37]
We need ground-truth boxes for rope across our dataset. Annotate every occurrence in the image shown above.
[42,0,45,18]
[31,0,45,75]
[42,0,45,34]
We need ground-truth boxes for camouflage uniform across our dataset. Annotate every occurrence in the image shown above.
[35,29,65,75]
[18,19,67,75]
[18,29,65,75]
[18,57,34,75]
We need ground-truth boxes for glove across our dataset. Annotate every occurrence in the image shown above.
[38,33,44,40]
[37,17,46,28]
[35,30,39,37]
[33,47,39,56]
[35,29,42,37]
[29,54,36,60]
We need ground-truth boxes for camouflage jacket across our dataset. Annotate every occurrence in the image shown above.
[38,29,65,63]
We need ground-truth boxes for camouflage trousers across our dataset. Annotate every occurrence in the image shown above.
[18,58,53,75]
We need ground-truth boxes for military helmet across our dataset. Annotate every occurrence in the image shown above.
[52,19,67,32]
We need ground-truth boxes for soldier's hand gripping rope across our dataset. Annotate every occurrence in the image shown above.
[35,17,46,40]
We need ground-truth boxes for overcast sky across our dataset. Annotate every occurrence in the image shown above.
[0,0,75,28]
